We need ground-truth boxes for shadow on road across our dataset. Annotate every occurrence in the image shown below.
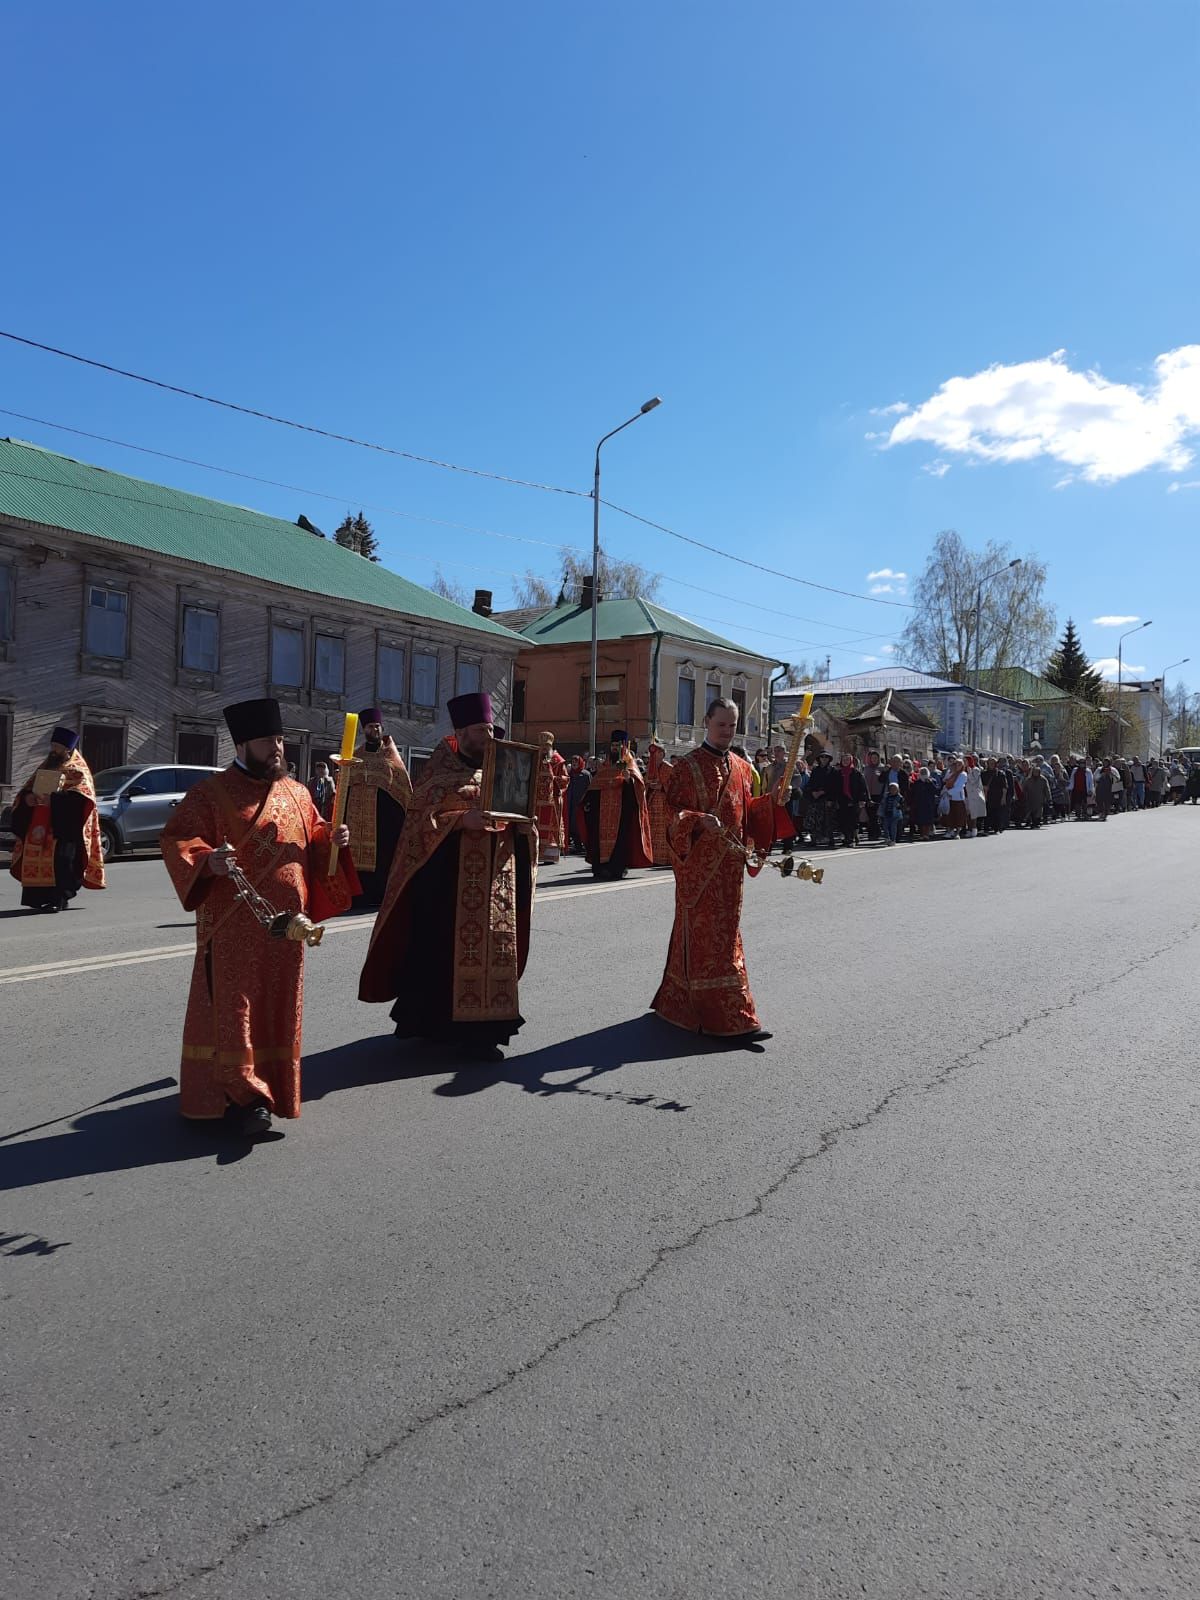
[304,1015,706,1113]
[0,1091,259,1194]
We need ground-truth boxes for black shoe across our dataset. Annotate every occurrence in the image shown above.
[227,1103,274,1139]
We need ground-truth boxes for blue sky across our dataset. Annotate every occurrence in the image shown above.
[4,2,1197,688]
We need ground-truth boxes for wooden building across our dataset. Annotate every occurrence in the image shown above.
[496,587,778,757]
[0,438,525,797]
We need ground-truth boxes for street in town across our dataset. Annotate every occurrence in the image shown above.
[2,813,1198,1599]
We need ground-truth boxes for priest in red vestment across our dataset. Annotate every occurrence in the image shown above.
[333,706,413,908]
[8,726,106,911]
[161,698,356,1138]
[534,730,569,865]
[651,697,792,1045]
[580,729,653,880]
[644,738,675,867]
[359,691,536,1063]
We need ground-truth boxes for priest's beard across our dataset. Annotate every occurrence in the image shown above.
[44,752,67,769]
[243,751,285,781]
[365,738,382,752]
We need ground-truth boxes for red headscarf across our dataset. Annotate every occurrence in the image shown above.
[840,754,855,800]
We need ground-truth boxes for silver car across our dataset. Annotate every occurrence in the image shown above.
[94,764,222,859]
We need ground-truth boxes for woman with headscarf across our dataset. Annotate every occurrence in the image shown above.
[963,755,986,839]
[834,753,868,848]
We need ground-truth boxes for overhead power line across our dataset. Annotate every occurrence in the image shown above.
[0,408,900,643]
[0,328,914,610]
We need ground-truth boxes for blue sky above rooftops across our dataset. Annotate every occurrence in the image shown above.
[2,2,1196,688]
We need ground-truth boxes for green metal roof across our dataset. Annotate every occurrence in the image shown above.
[515,596,773,659]
[0,438,525,641]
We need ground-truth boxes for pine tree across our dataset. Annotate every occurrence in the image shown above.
[333,511,380,563]
[1045,619,1104,705]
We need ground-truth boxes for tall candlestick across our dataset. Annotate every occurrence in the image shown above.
[327,712,359,877]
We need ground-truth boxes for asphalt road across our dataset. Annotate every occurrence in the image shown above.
[2,810,1198,1600]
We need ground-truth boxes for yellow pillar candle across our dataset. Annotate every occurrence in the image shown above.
[328,712,359,876]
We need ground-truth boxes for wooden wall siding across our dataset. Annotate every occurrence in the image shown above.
[0,523,519,791]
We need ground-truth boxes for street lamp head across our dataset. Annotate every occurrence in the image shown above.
[640,397,662,413]
[1008,558,1021,568]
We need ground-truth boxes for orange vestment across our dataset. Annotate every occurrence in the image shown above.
[651,746,783,1036]
[534,747,569,857]
[644,745,675,866]
[344,743,413,872]
[581,757,653,872]
[161,768,357,1120]
[8,749,105,900]
[359,738,536,1041]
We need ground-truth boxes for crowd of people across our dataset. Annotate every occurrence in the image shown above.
[744,746,1200,849]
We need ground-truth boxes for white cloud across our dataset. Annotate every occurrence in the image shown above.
[880,644,897,654]
[871,401,910,416]
[885,344,1200,483]
[861,654,880,663]
[870,583,898,594]
[866,568,907,581]
[1052,475,1074,490]
[1092,615,1140,627]
[922,460,951,478]
[1093,657,1146,680]
[1167,479,1200,493]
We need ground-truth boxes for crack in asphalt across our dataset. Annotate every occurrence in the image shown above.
[123,918,1200,1599]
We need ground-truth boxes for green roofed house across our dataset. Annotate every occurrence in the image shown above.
[0,438,526,798]
[494,582,779,757]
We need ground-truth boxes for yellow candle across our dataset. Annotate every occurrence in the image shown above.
[339,712,359,762]
[799,690,814,721]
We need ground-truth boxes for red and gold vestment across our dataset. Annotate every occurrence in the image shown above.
[8,749,105,906]
[534,747,569,860]
[644,744,675,867]
[581,756,653,873]
[651,745,786,1036]
[343,742,413,872]
[359,738,535,1042]
[161,768,357,1120]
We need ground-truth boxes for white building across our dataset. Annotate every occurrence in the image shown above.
[776,667,1029,757]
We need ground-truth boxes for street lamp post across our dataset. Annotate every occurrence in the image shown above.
[589,397,661,755]
[1159,656,1189,758]
[1115,619,1152,757]
[971,559,1021,753]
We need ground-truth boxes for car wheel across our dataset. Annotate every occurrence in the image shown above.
[99,823,120,861]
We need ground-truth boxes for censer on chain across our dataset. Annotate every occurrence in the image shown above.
[719,827,825,885]
[210,845,326,946]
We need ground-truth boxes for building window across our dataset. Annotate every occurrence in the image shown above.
[512,679,527,723]
[378,643,406,703]
[580,674,625,723]
[706,679,722,715]
[408,747,435,780]
[1030,717,1045,745]
[181,605,219,672]
[82,722,126,772]
[283,737,308,779]
[85,585,129,659]
[0,562,13,643]
[677,674,696,727]
[731,686,747,729]
[456,659,482,696]
[178,730,218,767]
[314,632,345,694]
[271,623,305,687]
[412,651,439,708]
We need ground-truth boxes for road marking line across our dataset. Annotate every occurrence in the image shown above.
[0,878,677,984]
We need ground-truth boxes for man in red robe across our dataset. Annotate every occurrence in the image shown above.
[580,729,653,880]
[161,698,356,1138]
[8,725,106,911]
[534,730,569,865]
[359,691,536,1063]
[333,705,413,908]
[644,738,675,867]
[651,697,792,1045]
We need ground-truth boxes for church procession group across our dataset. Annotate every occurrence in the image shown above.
[8,694,793,1139]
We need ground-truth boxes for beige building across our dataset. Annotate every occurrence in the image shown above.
[0,438,525,796]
